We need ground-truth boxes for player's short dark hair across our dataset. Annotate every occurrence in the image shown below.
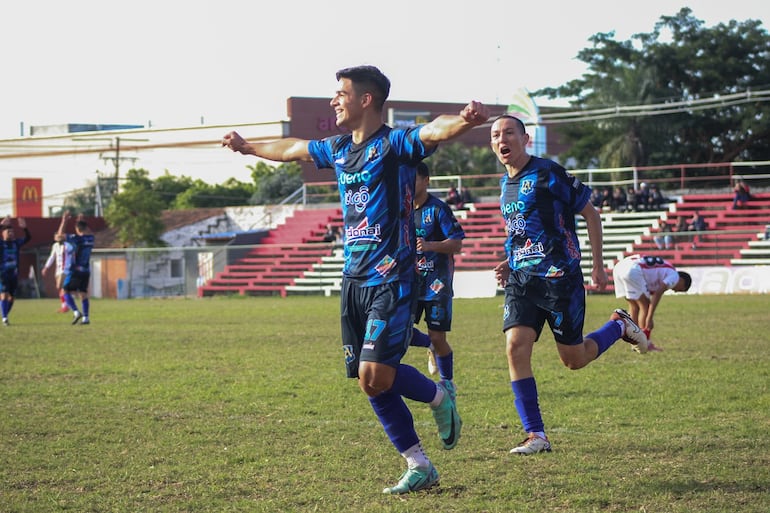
[336,65,390,109]
[678,271,692,291]
[76,220,88,231]
[494,114,527,134]
[416,162,430,178]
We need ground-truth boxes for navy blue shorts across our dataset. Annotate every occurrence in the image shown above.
[340,278,416,378]
[502,271,586,346]
[415,296,453,332]
[0,272,18,296]
[63,270,91,293]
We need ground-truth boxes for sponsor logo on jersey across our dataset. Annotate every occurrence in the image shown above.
[513,239,545,263]
[345,185,370,213]
[429,279,445,294]
[346,218,382,244]
[416,255,435,274]
[366,146,379,162]
[506,213,527,236]
[501,200,526,215]
[339,169,371,185]
[375,255,396,277]
[545,265,564,278]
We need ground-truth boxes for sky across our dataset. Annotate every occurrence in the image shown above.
[0,0,767,211]
[1,0,766,138]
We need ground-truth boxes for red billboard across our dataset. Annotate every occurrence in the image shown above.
[13,178,43,217]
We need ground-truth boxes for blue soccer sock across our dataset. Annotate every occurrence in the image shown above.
[436,351,454,381]
[82,298,90,317]
[6,298,13,314]
[369,390,419,453]
[389,364,437,404]
[1,299,8,318]
[410,327,432,348]
[63,293,79,313]
[587,320,624,358]
[511,377,544,434]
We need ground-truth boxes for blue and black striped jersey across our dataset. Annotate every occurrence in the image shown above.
[308,124,435,285]
[499,156,592,278]
[415,193,465,300]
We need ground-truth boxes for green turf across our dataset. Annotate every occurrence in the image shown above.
[1,294,768,512]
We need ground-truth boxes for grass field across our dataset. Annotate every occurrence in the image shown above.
[1,294,768,512]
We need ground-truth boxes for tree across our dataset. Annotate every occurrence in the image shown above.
[248,161,303,205]
[104,169,166,247]
[172,177,255,209]
[536,8,770,168]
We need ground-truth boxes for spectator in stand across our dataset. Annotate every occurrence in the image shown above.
[687,211,708,249]
[446,186,464,210]
[636,183,650,211]
[600,187,612,210]
[460,185,474,207]
[321,223,341,243]
[653,223,674,250]
[732,179,751,210]
[611,186,627,212]
[590,189,603,208]
[626,187,637,212]
[647,185,665,210]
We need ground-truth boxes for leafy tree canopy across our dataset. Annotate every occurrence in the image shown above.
[536,8,770,169]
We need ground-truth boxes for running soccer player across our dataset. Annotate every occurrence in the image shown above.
[57,212,95,325]
[613,254,692,346]
[409,162,465,392]
[490,115,649,455]
[0,217,30,326]
[223,65,489,494]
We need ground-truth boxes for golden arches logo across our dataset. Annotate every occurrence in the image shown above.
[21,186,40,202]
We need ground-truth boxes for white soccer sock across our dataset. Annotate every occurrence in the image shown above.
[402,443,430,469]
[429,384,444,408]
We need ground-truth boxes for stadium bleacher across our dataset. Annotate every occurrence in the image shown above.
[200,192,769,297]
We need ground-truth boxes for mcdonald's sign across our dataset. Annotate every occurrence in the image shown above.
[13,178,43,217]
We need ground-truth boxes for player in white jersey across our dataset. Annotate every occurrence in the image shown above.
[613,254,692,347]
[42,234,73,312]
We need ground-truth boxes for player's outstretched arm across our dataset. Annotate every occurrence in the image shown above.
[222,131,312,163]
[418,101,489,149]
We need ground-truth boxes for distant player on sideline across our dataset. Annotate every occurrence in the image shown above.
[42,233,73,313]
[409,162,465,391]
[612,254,692,348]
[57,212,95,325]
[0,217,30,326]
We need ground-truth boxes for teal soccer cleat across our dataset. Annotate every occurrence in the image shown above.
[382,464,439,494]
[431,380,461,450]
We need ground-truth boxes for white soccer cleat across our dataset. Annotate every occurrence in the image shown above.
[427,349,438,376]
[510,433,552,455]
[611,308,649,353]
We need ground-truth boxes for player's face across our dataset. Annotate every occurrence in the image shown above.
[490,118,529,167]
[415,174,429,201]
[330,78,364,129]
[1,228,13,240]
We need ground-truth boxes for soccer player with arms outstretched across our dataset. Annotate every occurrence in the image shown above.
[223,65,488,494]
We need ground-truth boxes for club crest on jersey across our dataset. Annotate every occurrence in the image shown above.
[346,218,382,244]
[519,179,535,195]
[375,255,396,276]
[366,145,379,162]
[422,210,433,225]
[545,265,564,278]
